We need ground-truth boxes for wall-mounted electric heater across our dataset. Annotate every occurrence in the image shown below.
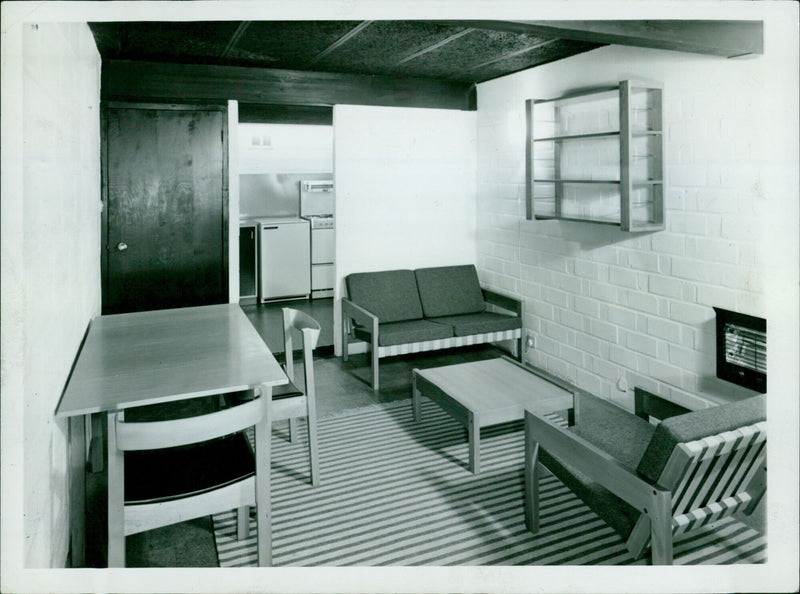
[713,307,766,393]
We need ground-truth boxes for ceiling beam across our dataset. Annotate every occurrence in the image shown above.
[468,38,559,72]
[451,20,763,58]
[220,21,251,58]
[305,21,374,67]
[101,60,476,111]
[392,27,474,67]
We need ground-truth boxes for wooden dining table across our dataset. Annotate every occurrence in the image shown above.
[54,303,288,567]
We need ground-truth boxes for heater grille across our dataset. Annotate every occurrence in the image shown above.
[714,307,766,393]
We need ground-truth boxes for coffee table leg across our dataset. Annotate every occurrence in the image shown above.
[412,371,421,422]
[468,412,480,474]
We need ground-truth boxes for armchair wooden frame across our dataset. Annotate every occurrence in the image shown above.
[524,391,767,565]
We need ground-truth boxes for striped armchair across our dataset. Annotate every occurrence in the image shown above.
[524,389,766,564]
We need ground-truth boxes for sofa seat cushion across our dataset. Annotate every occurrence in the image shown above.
[636,394,766,486]
[414,265,486,318]
[539,394,656,540]
[346,269,423,323]
[429,312,522,336]
[354,319,454,347]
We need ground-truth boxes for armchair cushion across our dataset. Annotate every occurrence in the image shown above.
[354,319,454,347]
[345,270,423,323]
[414,265,486,318]
[429,312,522,337]
[636,394,767,485]
[538,394,656,539]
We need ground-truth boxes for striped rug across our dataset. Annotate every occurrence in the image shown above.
[213,399,766,566]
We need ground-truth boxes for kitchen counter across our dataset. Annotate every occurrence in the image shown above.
[241,216,306,226]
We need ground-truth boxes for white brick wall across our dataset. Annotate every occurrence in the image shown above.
[476,42,797,410]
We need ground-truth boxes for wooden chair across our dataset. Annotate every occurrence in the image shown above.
[524,389,766,564]
[225,307,321,486]
[106,391,271,567]
[276,307,321,486]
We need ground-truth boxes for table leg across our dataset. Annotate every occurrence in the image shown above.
[468,412,480,474]
[524,412,540,532]
[412,371,421,422]
[68,416,87,567]
[255,383,272,567]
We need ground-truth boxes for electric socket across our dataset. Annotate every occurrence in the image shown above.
[525,332,536,351]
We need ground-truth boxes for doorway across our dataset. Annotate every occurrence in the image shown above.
[236,120,335,354]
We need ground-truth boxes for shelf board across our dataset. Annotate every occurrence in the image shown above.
[534,179,621,184]
[533,85,619,105]
[534,131,619,142]
[535,214,621,226]
[534,215,664,230]
[533,179,662,185]
[533,130,661,142]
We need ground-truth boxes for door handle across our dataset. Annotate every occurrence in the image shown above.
[116,242,128,251]
[262,226,278,230]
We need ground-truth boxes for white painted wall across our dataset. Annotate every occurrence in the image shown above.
[332,104,477,353]
[238,123,333,174]
[1,22,101,568]
[228,100,240,303]
[476,21,798,412]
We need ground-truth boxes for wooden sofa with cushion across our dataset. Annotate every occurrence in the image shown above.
[341,264,523,390]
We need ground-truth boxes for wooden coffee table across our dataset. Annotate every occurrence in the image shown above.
[412,357,575,474]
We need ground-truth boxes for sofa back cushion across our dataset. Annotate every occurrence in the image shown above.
[636,394,766,486]
[345,269,423,323]
[414,265,486,318]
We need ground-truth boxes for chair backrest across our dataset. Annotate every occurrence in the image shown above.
[282,308,321,397]
[628,395,766,552]
[345,270,423,323]
[112,394,267,452]
[662,421,766,533]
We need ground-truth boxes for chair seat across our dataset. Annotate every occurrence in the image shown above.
[124,433,255,505]
[428,312,522,337]
[354,319,454,346]
[272,378,305,399]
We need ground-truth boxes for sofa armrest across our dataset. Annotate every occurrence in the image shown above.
[341,298,380,337]
[482,287,523,317]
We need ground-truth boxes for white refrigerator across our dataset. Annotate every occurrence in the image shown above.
[258,218,311,301]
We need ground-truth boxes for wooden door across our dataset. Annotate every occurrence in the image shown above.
[102,104,228,314]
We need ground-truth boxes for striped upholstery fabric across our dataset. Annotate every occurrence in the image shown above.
[376,329,520,357]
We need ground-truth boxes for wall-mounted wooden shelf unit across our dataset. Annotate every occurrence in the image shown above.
[525,80,665,232]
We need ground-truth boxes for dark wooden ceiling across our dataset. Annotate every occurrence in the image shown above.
[89,21,602,85]
[89,20,764,116]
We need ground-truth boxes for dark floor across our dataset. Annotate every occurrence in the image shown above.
[242,297,335,356]
[88,298,502,567]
